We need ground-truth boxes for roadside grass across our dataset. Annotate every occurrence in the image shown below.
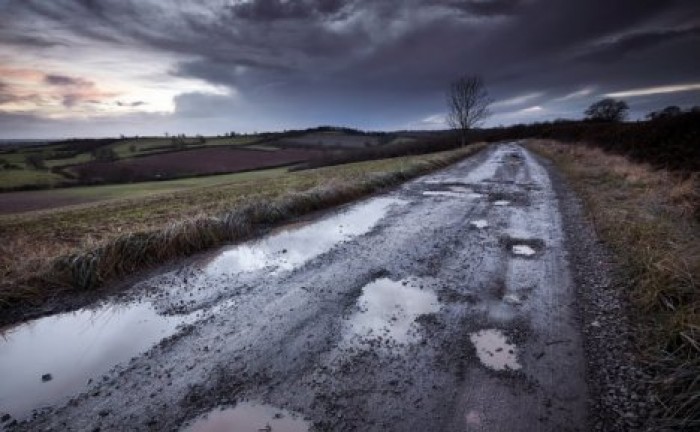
[527,140,699,429]
[0,144,486,319]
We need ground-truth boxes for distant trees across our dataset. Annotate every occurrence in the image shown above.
[647,105,682,120]
[25,154,46,169]
[446,75,492,146]
[91,147,118,162]
[584,98,629,122]
[171,134,187,149]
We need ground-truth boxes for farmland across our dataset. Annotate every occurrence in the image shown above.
[0,128,398,191]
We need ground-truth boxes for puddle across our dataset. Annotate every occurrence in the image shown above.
[205,197,404,276]
[183,402,309,432]
[0,302,194,419]
[502,237,544,257]
[422,188,483,200]
[469,329,521,371]
[343,278,439,346]
[512,245,536,256]
[470,219,489,229]
[493,200,510,206]
[503,294,522,305]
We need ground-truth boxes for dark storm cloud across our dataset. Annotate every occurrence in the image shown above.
[45,74,90,86]
[432,0,523,16]
[116,101,146,107]
[230,0,349,21]
[0,0,699,137]
[574,26,700,64]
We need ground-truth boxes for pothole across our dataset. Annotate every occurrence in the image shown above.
[342,277,439,347]
[469,219,489,229]
[489,191,528,207]
[501,237,545,258]
[205,197,404,276]
[421,183,484,200]
[183,402,309,432]
[512,245,536,256]
[0,302,197,419]
[469,329,521,371]
[503,293,522,305]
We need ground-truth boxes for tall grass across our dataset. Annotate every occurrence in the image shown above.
[528,140,699,430]
[0,145,485,318]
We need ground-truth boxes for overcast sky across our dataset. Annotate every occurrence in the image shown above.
[0,0,699,138]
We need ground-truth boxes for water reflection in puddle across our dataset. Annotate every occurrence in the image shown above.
[469,329,521,371]
[205,197,404,276]
[184,402,309,432]
[343,278,439,347]
[512,245,536,256]
[0,302,194,419]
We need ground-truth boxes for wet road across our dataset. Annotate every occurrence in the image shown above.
[1,142,589,431]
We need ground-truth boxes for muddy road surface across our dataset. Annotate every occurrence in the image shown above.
[1,143,590,431]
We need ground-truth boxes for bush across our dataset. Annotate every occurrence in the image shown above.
[91,147,118,162]
[25,153,46,169]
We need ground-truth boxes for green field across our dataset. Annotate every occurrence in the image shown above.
[54,167,288,201]
[0,135,272,189]
[0,168,66,189]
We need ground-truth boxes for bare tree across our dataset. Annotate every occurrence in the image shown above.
[584,98,629,122]
[446,75,492,146]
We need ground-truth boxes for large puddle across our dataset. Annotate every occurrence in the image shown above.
[469,329,521,371]
[343,278,439,347]
[183,402,309,432]
[0,302,195,419]
[205,197,404,276]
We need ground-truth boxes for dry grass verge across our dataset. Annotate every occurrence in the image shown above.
[527,139,699,430]
[0,144,486,320]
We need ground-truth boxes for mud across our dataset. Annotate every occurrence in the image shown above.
[2,143,593,431]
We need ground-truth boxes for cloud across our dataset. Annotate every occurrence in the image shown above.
[573,26,700,63]
[551,87,594,102]
[519,105,544,113]
[432,0,524,17]
[45,74,92,87]
[116,101,147,107]
[229,0,349,21]
[0,0,699,136]
[492,92,543,108]
[605,83,700,98]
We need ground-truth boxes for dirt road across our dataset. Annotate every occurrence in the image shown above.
[2,143,592,431]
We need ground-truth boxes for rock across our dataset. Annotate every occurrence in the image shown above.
[41,373,53,382]
[1,413,11,422]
